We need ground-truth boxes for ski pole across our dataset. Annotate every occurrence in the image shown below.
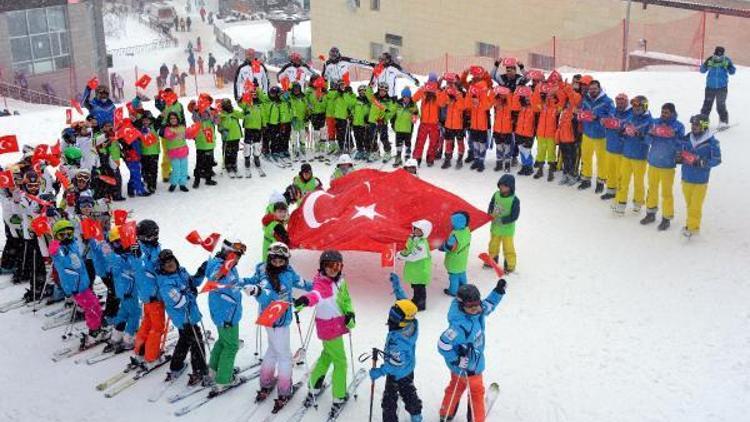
[189,321,209,372]
[463,370,476,422]
[293,311,306,366]
[61,302,79,340]
[348,331,357,400]
[444,370,464,422]
[368,347,379,422]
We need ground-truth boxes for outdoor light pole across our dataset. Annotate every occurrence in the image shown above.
[623,0,633,71]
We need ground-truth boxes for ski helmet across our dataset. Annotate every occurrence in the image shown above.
[377,81,389,91]
[319,249,343,275]
[411,219,433,238]
[267,242,291,260]
[379,51,392,63]
[631,95,648,112]
[75,168,91,183]
[52,219,74,236]
[76,194,95,210]
[456,284,482,310]
[158,249,178,268]
[108,226,120,243]
[357,85,367,95]
[690,114,710,131]
[136,219,159,243]
[221,238,247,256]
[329,46,341,61]
[269,86,281,96]
[388,299,418,328]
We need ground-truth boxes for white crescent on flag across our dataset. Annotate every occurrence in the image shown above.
[303,190,336,229]
[0,172,13,189]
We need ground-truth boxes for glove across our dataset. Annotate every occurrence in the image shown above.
[369,367,385,381]
[129,244,140,255]
[294,296,309,308]
[344,312,356,327]
[494,278,507,295]
[494,60,500,67]
[704,58,711,67]
[389,272,400,286]
[518,62,525,71]
[243,285,259,296]
[457,356,469,370]
[456,344,469,357]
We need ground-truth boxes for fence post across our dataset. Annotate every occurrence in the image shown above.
[552,35,556,69]
[621,18,628,71]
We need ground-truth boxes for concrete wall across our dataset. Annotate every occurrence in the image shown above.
[0,1,106,101]
[310,0,699,63]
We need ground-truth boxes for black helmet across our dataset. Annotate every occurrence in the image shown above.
[136,219,159,243]
[269,86,281,96]
[158,249,178,268]
[690,114,710,131]
[329,46,341,61]
[319,249,343,275]
[456,284,481,307]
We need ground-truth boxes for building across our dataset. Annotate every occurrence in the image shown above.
[311,0,750,72]
[0,0,108,103]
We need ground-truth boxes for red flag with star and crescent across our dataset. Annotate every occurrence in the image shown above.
[81,218,104,241]
[287,169,491,253]
[0,135,20,154]
[0,170,15,189]
[256,300,291,327]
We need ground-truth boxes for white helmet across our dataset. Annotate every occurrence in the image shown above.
[337,154,353,166]
[404,158,418,168]
[411,219,433,238]
[268,190,285,205]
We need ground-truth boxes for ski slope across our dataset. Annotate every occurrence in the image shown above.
[1,50,749,422]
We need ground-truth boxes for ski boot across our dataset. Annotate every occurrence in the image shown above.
[632,203,642,213]
[600,190,616,200]
[272,395,293,413]
[392,155,402,168]
[594,181,604,194]
[255,386,275,403]
[192,178,200,189]
[558,173,570,185]
[612,202,626,216]
[533,165,544,179]
[205,176,217,186]
[212,377,246,396]
[328,396,349,419]
[441,157,452,169]
[681,226,695,239]
[455,155,464,169]
[494,161,503,172]
[469,160,479,170]
[464,152,474,164]
[179,185,189,192]
[547,164,556,182]
[381,151,392,164]
[657,218,671,231]
[640,212,656,225]
[476,161,485,172]
[103,330,124,353]
[164,366,186,382]
[114,336,134,354]
[187,371,208,387]
[577,179,592,190]
[81,328,108,350]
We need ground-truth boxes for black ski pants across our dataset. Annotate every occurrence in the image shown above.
[171,324,208,374]
[700,87,729,123]
[382,373,422,422]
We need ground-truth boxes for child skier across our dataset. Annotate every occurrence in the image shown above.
[136,112,160,193]
[293,163,322,199]
[367,82,395,163]
[218,98,244,178]
[157,249,209,386]
[130,219,167,368]
[412,81,447,166]
[306,76,329,161]
[533,85,560,181]
[161,112,189,192]
[261,202,290,260]
[396,220,433,311]
[351,86,371,160]
[289,82,310,161]
[677,114,722,238]
[465,86,492,172]
[189,98,218,188]
[331,154,354,181]
[242,242,313,409]
[513,87,538,176]
[49,219,106,348]
[440,211,471,296]
[293,250,356,418]
[487,175,520,273]
[490,87,513,172]
[642,103,685,230]
[437,280,506,422]
[441,86,466,169]
[390,88,419,167]
[369,272,422,422]
[89,227,142,354]
[205,239,246,393]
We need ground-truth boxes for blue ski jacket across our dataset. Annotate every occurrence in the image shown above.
[647,115,685,169]
[128,242,162,303]
[243,263,312,328]
[376,274,419,380]
[700,56,736,89]
[621,111,653,160]
[206,255,244,327]
[82,86,116,126]
[679,132,722,184]
[605,107,632,154]
[157,267,202,328]
[581,92,614,139]
[50,241,91,296]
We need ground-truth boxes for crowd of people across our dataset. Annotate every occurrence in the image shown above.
[0,40,734,422]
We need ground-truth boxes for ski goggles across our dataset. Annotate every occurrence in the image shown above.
[54,229,74,242]
[269,256,288,266]
[228,242,247,255]
[461,301,483,314]
[137,233,158,243]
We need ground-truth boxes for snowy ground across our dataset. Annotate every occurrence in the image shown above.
[219,20,311,53]
[1,4,749,419]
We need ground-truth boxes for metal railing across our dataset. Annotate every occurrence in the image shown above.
[106,14,179,56]
[0,81,69,107]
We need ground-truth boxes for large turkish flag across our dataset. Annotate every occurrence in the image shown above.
[288,169,491,253]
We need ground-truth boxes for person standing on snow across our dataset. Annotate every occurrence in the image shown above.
[677,114,722,238]
[369,52,420,98]
[439,211,471,297]
[234,49,269,100]
[614,95,652,216]
[321,46,375,88]
[437,280,506,422]
[487,174,520,274]
[294,250,356,419]
[641,103,685,231]
[578,80,614,193]
[600,93,632,201]
[699,46,735,128]
[396,219,433,311]
[370,273,423,422]
[278,52,317,89]
[82,84,115,129]
[242,242,313,409]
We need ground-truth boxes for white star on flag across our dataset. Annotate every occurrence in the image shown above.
[351,203,383,221]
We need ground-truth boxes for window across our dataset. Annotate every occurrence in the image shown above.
[370,42,384,60]
[371,0,380,11]
[8,6,71,76]
[477,42,498,58]
[385,33,402,47]
[529,53,555,70]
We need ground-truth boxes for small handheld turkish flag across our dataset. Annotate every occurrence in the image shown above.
[71,99,84,115]
[142,132,158,147]
[135,74,152,90]
[98,175,117,186]
[256,300,290,327]
[202,233,221,252]
[65,109,72,124]
[81,218,104,241]
[86,76,99,90]
[0,170,15,189]
[342,71,350,87]
[113,209,128,226]
[280,76,290,92]
[186,230,203,245]
[0,135,19,154]
[219,252,237,277]
[202,126,213,143]
[55,170,71,190]
[380,244,395,267]
[119,221,137,248]
[114,107,124,128]
[31,215,52,237]
[185,122,202,139]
